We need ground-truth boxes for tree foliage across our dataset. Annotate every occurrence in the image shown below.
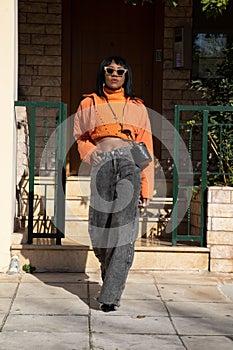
[189,45,233,186]
[124,0,229,16]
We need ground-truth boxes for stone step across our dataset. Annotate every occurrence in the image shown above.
[65,176,173,198]
[10,238,209,273]
[64,216,170,243]
[19,176,173,218]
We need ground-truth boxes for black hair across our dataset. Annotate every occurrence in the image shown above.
[96,56,135,99]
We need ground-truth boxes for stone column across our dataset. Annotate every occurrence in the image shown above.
[207,186,233,273]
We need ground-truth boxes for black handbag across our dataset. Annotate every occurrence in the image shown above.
[121,128,152,169]
[130,141,152,169]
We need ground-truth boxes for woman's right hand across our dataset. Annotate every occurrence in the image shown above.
[90,150,103,165]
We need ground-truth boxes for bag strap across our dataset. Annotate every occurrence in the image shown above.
[121,128,137,145]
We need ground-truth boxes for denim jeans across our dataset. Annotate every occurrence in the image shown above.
[89,145,141,306]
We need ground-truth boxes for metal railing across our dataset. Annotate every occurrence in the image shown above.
[172,105,233,246]
[15,101,67,244]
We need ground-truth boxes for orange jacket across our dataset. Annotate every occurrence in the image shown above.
[73,88,154,199]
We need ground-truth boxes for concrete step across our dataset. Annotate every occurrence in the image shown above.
[10,238,209,273]
[64,215,170,243]
[18,176,173,217]
[65,176,173,197]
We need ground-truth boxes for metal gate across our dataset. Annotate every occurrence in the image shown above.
[15,101,67,245]
[172,105,233,246]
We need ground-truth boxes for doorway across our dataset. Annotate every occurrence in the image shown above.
[62,0,163,174]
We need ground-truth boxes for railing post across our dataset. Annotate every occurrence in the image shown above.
[200,109,209,247]
[28,105,36,244]
[172,105,180,246]
[54,102,67,245]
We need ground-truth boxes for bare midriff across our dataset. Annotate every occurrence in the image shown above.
[95,136,131,152]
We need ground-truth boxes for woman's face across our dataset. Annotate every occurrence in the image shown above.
[104,60,127,90]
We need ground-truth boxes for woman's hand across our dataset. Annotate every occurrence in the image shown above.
[139,197,150,207]
[90,150,103,166]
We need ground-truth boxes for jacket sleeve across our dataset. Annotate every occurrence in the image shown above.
[73,97,96,164]
[135,106,154,199]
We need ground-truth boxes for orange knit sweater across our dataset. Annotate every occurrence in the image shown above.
[73,88,154,198]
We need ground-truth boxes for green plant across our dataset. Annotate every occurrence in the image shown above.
[124,0,230,16]
[22,264,36,274]
[189,45,233,186]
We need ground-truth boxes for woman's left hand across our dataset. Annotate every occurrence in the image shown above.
[139,197,150,207]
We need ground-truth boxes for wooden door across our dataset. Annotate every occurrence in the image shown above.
[62,0,163,174]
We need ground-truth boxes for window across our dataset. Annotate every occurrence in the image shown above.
[192,33,228,78]
[192,2,233,79]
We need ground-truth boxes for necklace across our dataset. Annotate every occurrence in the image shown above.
[105,99,127,132]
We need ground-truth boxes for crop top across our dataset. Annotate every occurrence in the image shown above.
[73,87,154,198]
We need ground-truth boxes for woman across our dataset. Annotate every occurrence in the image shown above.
[73,56,154,312]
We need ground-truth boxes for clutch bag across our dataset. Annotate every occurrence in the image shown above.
[130,141,152,170]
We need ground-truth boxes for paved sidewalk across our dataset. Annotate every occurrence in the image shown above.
[0,270,233,350]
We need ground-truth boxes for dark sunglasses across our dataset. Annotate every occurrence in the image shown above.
[104,66,127,76]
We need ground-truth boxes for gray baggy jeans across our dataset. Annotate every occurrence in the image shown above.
[89,145,141,306]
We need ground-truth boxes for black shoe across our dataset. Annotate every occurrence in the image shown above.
[100,303,117,312]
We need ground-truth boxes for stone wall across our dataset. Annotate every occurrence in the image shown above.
[207,187,233,273]
[190,186,233,272]
[18,0,62,102]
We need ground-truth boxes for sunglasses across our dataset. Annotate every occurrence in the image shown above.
[104,66,127,76]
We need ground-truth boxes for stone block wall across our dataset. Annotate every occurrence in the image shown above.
[207,187,233,273]
[18,0,62,102]
[190,186,233,272]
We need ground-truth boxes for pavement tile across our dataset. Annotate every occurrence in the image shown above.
[0,283,18,298]
[16,282,88,299]
[126,271,156,284]
[3,314,88,333]
[91,314,175,334]
[21,272,90,284]
[219,284,233,302]
[158,284,230,302]
[0,298,12,313]
[172,316,233,336]
[153,271,222,285]
[11,297,89,315]
[181,335,233,350]
[112,299,167,317]
[92,333,185,350]
[121,282,159,300]
[0,274,21,283]
[0,332,89,350]
[166,301,233,318]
